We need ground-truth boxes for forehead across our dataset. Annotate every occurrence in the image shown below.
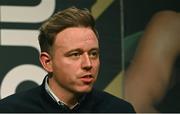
[54,27,99,49]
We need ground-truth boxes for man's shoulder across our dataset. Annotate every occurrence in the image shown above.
[86,89,135,112]
[91,89,125,103]
[0,86,41,101]
[0,86,42,112]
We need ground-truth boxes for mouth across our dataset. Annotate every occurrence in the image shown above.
[80,75,94,84]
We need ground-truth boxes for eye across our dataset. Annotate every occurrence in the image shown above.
[70,52,80,57]
[89,50,99,59]
[67,51,82,60]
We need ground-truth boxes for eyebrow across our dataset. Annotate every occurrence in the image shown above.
[89,48,100,52]
[65,48,99,55]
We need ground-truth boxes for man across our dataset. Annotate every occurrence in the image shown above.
[0,7,135,112]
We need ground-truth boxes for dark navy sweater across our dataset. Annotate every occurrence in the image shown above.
[0,78,135,113]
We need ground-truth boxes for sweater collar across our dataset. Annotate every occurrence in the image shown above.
[44,75,81,109]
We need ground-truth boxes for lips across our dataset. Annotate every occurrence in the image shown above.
[80,75,94,84]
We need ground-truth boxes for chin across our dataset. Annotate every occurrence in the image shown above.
[76,86,93,93]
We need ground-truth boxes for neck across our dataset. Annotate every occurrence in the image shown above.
[48,77,79,108]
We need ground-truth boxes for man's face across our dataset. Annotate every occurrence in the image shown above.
[49,27,100,94]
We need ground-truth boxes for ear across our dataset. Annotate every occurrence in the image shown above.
[39,52,53,73]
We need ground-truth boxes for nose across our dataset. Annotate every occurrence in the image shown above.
[81,53,92,71]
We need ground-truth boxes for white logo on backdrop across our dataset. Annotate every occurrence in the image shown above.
[0,0,55,98]
[1,65,47,98]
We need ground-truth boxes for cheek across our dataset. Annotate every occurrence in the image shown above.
[52,63,77,83]
[93,61,100,73]
[53,60,80,75]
